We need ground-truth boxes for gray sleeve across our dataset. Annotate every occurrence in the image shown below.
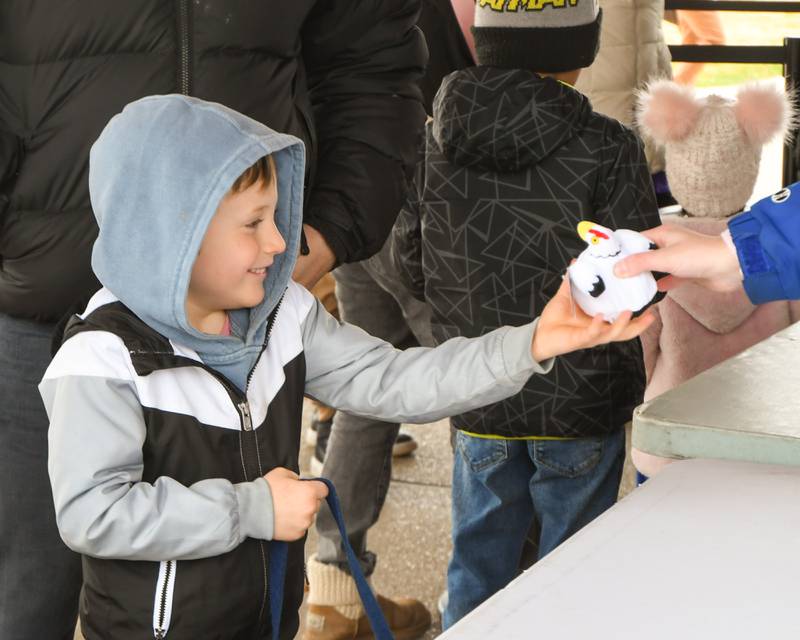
[42,375,275,561]
[302,299,554,423]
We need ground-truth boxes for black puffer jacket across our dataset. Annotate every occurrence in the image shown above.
[0,1,426,322]
[392,67,662,439]
[417,0,474,113]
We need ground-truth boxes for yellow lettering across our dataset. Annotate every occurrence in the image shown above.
[525,0,577,9]
[478,0,579,11]
[539,0,559,8]
[479,0,506,10]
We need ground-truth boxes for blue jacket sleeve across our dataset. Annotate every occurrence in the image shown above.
[728,184,800,303]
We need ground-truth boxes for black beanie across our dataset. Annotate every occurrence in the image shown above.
[473,0,602,73]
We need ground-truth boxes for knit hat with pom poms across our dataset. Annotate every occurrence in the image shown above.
[636,80,797,218]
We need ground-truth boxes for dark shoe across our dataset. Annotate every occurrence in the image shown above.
[310,419,333,475]
[391,432,418,458]
[306,407,335,446]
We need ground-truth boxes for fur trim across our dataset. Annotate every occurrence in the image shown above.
[734,82,798,145]
[636,79,701,144]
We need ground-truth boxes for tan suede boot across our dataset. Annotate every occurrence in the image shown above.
[302,554,431,640]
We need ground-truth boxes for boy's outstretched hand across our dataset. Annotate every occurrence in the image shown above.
[264,468,329,541]
[531,277,654,362]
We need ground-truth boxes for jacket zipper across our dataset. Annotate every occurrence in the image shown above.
[98,295,288,634]
[142,295,286,634]
[176,0,191,95]
[153,560,176,639]
[239,293,285,624]
[244,294,285,392]
[239,401,253,431]
[237,398,270,625]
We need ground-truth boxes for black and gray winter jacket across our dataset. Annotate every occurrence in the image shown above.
[40,96,554,640]
[0,0,427,323]
[391,67,663,439]
[44,282,555,639]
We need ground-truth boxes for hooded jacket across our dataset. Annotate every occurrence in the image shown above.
[392,67,662,439]
[40,96,553,640]
[0,0,426,323]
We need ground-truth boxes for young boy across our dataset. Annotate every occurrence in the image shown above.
[390,0,664,629]
[41,95,651,640]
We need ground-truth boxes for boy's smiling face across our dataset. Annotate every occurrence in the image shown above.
[187,178,285,334]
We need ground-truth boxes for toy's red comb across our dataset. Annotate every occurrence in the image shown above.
[588,228,609,240]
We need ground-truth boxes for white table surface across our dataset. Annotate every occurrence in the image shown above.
[438,459,800,639]
[633,322,800,467]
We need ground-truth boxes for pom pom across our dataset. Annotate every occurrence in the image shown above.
[636,79,702,144]
[734,82,798,145]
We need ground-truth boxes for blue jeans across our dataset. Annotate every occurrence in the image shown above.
[443,429,625,628]
[0,313,82,639]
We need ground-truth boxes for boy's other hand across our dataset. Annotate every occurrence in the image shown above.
[292,224,336,289]
[531,277,654,362]
[264,468,329,541]
[613,224,741,293]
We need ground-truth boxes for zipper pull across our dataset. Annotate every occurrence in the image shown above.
[239,402,253,431]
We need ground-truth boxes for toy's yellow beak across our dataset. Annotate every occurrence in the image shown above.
[577,221,594,242]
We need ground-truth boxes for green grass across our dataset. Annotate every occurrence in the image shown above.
[694,63,784,88]
[663,12,800,87]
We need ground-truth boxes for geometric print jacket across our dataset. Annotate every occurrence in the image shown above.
[392,66,663,438]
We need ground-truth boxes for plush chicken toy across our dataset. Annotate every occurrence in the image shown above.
[568,221,663,322]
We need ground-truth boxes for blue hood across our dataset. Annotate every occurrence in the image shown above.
[89,95,305,380]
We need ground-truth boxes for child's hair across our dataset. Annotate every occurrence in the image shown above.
[230,154,276,193]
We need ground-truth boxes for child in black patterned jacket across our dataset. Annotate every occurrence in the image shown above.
[391,0,662,628]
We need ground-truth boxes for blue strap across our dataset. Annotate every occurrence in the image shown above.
[268,541,288,640]
[268,477,394,640]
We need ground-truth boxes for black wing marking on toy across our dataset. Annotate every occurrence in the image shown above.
[633,289,666,318]
[589,276,605,298]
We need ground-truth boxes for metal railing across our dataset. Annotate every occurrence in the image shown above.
[664,0,800,185]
